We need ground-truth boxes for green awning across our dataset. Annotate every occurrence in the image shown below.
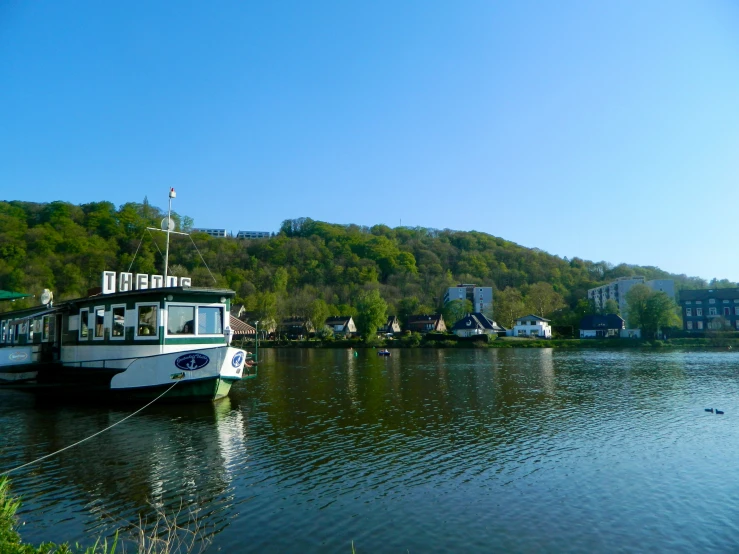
[0,290,32,301]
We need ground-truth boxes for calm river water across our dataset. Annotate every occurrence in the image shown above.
[2,348,739,552]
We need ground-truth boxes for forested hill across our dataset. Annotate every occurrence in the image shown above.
[0,200,728,327]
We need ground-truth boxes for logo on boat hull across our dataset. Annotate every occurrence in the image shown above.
[231,351,244,368]
[9,352,28,362]
[174,353,210,371]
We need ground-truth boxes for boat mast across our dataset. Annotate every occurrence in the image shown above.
[164,187,176,283]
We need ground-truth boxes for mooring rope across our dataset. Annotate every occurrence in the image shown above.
[1,381,180,476]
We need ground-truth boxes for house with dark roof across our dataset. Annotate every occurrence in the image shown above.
[451,313,506,337]
[680,288,739,332]
[280,317,314,339]
[578,314,625,338]
[510,314,552,338]
[378,315,401,336]
[407,314,447,334]
[325,316,357,337]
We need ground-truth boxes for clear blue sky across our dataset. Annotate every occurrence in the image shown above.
[2,1,738,282]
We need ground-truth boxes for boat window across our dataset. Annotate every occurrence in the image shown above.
[94,306,105,339]
[79,309,89,340]
[46,315,56,342]
[136,305,158,338]
[1,321,6,343]
[111,306,125,339]
[198,306,223,335]
[168,305,195,335]
[43,315,51,341]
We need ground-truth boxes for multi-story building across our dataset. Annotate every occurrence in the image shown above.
[587,277,674,321]
[193,228,228,238]
[679,288,739,332]
[444,284,493,314]
[236,231,270,239]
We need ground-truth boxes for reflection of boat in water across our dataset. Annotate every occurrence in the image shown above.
[377,349,391,356]
[0,189,252,403]
[1,396,249,546]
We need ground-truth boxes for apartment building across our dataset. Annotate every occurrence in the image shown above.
[444,284,493,314]
[587,277,674,320]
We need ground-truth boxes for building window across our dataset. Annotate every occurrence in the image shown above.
[697,321,704,330]
[735,307,739,316]
[696,308,703,316]
[709,307,717,316]
[685,301,692,304]
[687,321,693,330]
[686,308,692,316]
[696,301,702,305]
[709,299,716,304]
[725,307,731,316]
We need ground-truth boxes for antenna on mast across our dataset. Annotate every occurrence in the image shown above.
[164,188,176,284]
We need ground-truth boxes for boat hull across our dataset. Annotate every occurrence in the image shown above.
[0,346,246,403]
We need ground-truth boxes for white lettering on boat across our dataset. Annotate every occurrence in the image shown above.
[102,272,192,294]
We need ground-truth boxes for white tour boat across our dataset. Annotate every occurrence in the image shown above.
[0,189,252,402]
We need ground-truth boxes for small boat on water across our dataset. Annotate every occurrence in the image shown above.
[377,349,391,356]
[0,189,252,403]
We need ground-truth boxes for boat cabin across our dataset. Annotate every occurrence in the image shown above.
[0,287,235,361]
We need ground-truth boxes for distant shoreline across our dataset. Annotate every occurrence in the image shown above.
[242,337,739,350]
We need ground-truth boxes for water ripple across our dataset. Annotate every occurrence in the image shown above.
[4,349,739,552]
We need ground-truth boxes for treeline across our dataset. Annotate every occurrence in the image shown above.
[0,201,732,329]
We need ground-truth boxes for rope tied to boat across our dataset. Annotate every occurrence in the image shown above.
[1,380,181,476]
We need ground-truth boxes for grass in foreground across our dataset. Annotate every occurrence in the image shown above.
[0,476,209,554]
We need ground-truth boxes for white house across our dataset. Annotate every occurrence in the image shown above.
[510,314,552,339]
[325,316,357,337]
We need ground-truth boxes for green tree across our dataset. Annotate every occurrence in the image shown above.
[272,267,288,293]
[643,291,679,337]
[442,299,472,326]
[397,296,421,326]
[603,298,620,315]
[309,298,330,330]
[495,287,526,328]
[524,282,565,317]
[355,289,388,341]
[626,285,677,337]
[624,284,651,329]
[255,291,278,329]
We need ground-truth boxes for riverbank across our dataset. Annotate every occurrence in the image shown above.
[241,335,739,350]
